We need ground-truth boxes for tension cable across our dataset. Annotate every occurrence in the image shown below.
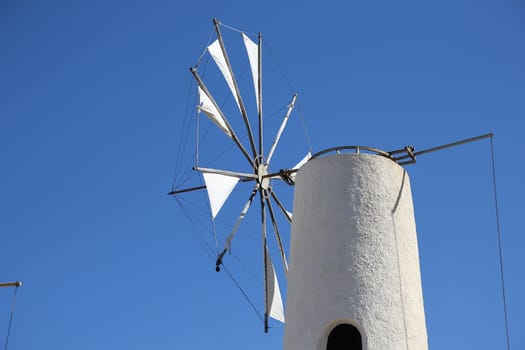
[489,136,511,350]
[0,282,21,350]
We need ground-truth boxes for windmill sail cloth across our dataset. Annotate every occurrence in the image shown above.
[202,173,239,219]
[207,40,241,111]
[289,152,312,182]
[242,33,260,113]
[198,87,232,138]
[266,250,285,323]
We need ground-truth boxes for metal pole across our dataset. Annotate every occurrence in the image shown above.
[393,133,493,163]
[167,186,207,196]
[265,192,289,274]
[414,133,493,157]
[216,186,259,271]
[190,67,255,167]
[0,282,21,288]
[268,188,292,222]
[266,94,297,164]
[260,190,269,333]
[258,32,263,159]
[193,166,256,179]
[213,19,258,159]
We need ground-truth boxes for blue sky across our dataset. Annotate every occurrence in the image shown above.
[1,1,524,349]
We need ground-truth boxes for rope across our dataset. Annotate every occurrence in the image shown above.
[176,190,266,326]
[193,27,216,69]
[196,108,200,167]
[489,136,511,350]
[176,55,213,188]
[210,215,219,255]
[297,101,314,154]
[178,192,263,286]
[230,253,263,287]
[390,172,410,350]
[262,38,296,93]
[222,264,264,323]
[172,75,197,189]
[176,197,216,259]
[262,38,315,155]
[218,21,257,36]
[4,286,19,350]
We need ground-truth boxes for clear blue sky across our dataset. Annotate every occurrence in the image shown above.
[1,1,524,349]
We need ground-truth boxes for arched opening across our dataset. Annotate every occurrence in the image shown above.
[326,323,362,350]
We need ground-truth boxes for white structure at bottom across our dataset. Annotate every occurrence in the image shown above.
[283,154,428,350]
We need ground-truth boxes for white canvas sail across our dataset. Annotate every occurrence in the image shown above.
[242,33,260,113]
[207,39,241,111]
[202,173,239,219]
[198,86,232,138]
[289,152,312,182]
[266,249,285,323]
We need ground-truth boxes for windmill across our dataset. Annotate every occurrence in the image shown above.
[170,19,310,332]
[171,20,510,350]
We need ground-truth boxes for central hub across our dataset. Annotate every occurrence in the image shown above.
[256,163,270,190]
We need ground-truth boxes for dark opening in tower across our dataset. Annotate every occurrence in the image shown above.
[326,324,362,350]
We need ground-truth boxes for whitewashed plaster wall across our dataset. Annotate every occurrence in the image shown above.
[283,154,427,350]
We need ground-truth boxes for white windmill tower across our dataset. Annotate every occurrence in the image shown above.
[282,134,495,350]
[172,20,502,350]
[284,148,427,350]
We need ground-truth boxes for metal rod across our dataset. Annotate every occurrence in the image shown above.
[216,186,259,271]
[414,133,493,157]
[267,94,297,164]
[167,185,207,196]
[0,282,22,288]
[268,188,292,222]
[193,166,256,179]
[190,67,254,167]
[213,19,258,159]
[396,133,494,162]
[258,32,263,160]
[265,192,289,275]
[260,190,269,333]
[311,145,392,160]
[263,168,299,180]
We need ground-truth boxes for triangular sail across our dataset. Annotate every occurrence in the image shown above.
[207,39,241,111]
[289,152,312,182]
[202,173,239,219]
[242,33,260,114]
[266,249,285,323]
[198,86,232,138]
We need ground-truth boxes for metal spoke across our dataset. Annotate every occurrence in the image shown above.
[258,33,263,158]
[194,166,256,180]
[265,191,289,275]
[215,186,259,271]
[168,185,206,196]
[260,189,269,333]
[267,94,297,165]
[268,188,292,222]
[190,67,254,167]
[214,19,258,159]
[0,282,22,288]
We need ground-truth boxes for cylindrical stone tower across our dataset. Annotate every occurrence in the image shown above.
[283,153,427,350]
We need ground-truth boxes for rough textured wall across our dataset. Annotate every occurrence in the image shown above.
[283,154,427,350]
